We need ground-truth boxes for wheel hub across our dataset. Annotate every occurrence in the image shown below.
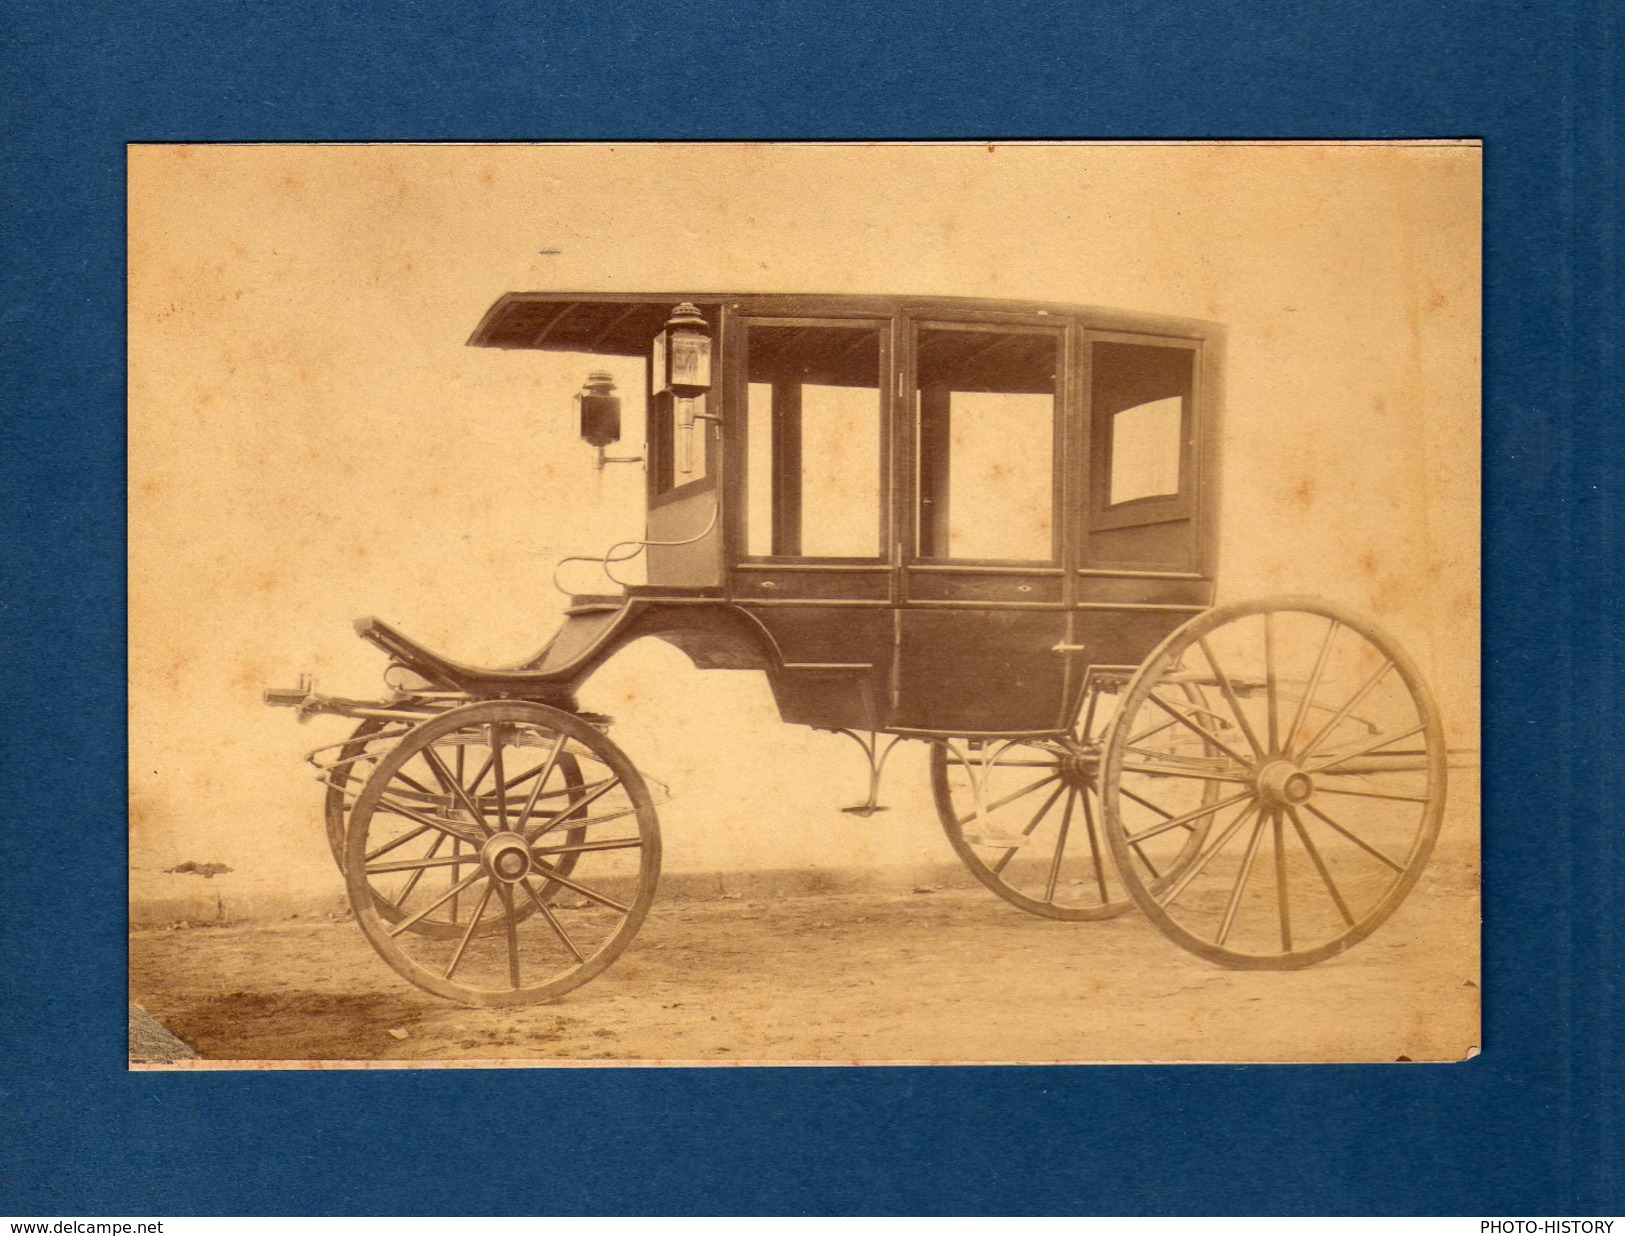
[1256,760,1314,809]
[1058,744,1099,791]
[481,832,533,884]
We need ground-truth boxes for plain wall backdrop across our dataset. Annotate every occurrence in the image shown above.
[128,142,1480,893]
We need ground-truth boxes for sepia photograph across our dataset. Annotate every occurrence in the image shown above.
[127,141,1481,1067]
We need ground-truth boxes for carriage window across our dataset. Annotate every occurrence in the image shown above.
[1110,397,1182,503]
[915,326,1058,561]
[745,322,883,558]
[1094,342,1193,509]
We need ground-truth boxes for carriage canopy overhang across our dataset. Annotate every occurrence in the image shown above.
[466,291,1223,355]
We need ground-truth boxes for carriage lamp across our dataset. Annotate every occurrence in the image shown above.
[653,303,713,396]
[653,303,720,475]
[575,370,642,471]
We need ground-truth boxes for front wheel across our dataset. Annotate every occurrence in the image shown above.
[325,715,585,940]
[345,700,661,1006]
[1101,597,1447,969]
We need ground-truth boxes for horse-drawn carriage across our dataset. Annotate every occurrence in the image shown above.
[267,292,1446,1006]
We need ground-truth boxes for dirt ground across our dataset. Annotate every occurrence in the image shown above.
[130,830,1479,1067]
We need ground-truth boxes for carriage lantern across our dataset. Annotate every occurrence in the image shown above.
[652,302,712,396]
[653,302,715,474]
[575,370,621,448]
[576,370,644,471]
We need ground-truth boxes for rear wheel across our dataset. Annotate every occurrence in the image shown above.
[931,680,1215,921]
[1101,597,1446,968]
[345,701,660,1006]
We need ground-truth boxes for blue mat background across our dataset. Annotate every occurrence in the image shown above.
[0,0,1618,1215]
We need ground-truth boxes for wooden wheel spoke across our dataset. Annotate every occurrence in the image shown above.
[1216,809,1269,945]
[1080,788,1110,904]
[1119,759,1251,784]
[1122,744,1240,770]
[1146,692,1257,769]
[1131,840,1161,879]
[1043,791,1077,903]
[531,774,624,841]
[371,785,446,809]
[532,836,644,858]
[1125,715,1182,749]
[1271,809,1291,951]
[528,860,631,914]
[1286,805,1354,926]
[497,756,560,793]
[387,868,486,938]
[1302,801,1404,872]
[527,805,640,835]
[1307,724,1428,774]
[514,779,602,804]
[392,768,435,797]
[367,848,473,876]
[376,795,479,842]
[1315,785,1430,804]
[449,837,463,924]
[498,883,521,989]
[1119,785,1174,819]
[522,877,586,964]
[1283,618,1339,758]
[990,782,1067,875]
[1155,801,1259,910]
[459,747,497,798]
[420,745,495,834]
[364,823,431,863]
[953,773,1058,827]
[389,830,446,907]
[1296,659,1395,763]
[1123,787,1254,846]
[442,884,493,981]
[1198,635,1266,759]
[489,724,509,831]
[516,732,570,833]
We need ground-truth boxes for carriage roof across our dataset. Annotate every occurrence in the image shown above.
[467,292,1223,356]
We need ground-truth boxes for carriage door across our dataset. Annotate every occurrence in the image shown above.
[893,319,1072,735]
[730,315,894,728]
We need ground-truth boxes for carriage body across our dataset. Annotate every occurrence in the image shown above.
[269,290,1448,1007]
[465,291,1223,738]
